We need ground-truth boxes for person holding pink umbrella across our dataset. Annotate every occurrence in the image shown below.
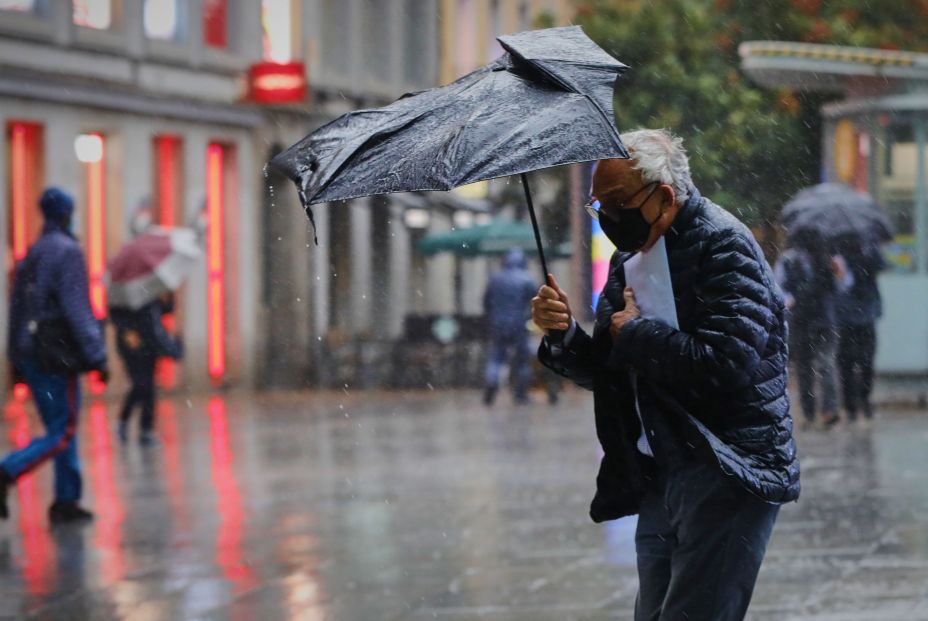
[106,227,198,444]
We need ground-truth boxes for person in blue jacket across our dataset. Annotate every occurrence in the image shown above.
[482,248,538,405]
[110,292,183,445]
[1,187,108,524]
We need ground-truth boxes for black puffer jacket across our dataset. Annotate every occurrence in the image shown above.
[540,187,799,522]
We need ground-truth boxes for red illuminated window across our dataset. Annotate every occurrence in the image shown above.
[206,144,226,381]
[154,136,183,389]
[154,135,182,227]
[75,133,107,320]
[203,0,227,48]
[6,122,43,263]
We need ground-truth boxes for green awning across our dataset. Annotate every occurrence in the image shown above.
[417,219,571,258]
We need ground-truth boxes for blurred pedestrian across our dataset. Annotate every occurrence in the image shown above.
[1,187,108,524]
[775,245,851,429]
[533,129,797,620]
[482,248,537,405]
[111,292,183,445]
[836,238,887,425]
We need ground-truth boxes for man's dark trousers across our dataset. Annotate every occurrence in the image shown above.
[634,450,780,621]
[120,355,156,431]
[837,323,877,420]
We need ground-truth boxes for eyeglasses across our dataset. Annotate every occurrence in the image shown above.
[585,182,660,221]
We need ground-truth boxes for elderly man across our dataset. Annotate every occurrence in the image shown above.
[532,129,798,620]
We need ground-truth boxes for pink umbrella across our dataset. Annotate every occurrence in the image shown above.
[106,227,201,310]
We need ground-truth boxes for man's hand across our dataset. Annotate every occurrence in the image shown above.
[610,288,641,341]
[532,274,572,335]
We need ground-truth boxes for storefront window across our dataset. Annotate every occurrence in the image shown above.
[203,0,227,49]
[6,122,44,264]
[145,0,186,41]
[261,0,292,63]
[873,120,925,273]
[73,0,111,30]
[1,0,45,13]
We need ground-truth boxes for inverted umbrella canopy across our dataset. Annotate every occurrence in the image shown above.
[106,227,201,310]
[269,26,628,279]
[418,219,572,258]
[781,182,892,247]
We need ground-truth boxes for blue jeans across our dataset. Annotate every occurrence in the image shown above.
[1,358,83,502]
[484,333,532,399]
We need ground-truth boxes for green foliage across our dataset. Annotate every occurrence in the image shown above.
[574,0,928,225]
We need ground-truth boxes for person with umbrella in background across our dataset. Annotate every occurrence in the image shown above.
[778,183,892,429]
[110,293,183,446]
[107,227,198,445]
[482,248,537,406]
[532,130,798,620]
[1,187,108,524]
[775,245,850,429]
[835,236,887,426]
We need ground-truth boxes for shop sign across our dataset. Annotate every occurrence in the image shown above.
[248,62,307,104]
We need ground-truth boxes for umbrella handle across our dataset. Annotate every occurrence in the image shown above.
[520,173,550,284]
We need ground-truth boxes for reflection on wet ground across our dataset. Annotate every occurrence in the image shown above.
[1,388,927,620]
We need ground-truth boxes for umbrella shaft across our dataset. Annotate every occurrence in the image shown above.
[520,173,549,283]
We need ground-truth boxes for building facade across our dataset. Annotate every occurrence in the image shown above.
[1,0,580,395]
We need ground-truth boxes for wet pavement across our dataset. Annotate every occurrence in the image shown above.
[1,387,927,620]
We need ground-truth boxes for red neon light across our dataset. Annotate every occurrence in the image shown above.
[248,62,307,104]
[156,136,180,227]
[11,124,28,261]
[86,133,107,319]
[155,136,181,388]
[206,144,226,380]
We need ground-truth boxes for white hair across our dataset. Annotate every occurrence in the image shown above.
[619,129,692,204]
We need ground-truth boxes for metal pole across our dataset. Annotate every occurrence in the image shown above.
[520,172,549,283]
[915,119,927,275]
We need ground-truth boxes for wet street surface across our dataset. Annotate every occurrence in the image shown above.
[1,388,927,620]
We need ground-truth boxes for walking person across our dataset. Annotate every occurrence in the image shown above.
[532,130,798,620]
[482,248,538,406]
[111,292,183,445]
[1,187,108,524]
[776,245,849,429]
[836,238,886,425]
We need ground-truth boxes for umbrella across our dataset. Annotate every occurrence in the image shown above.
[781,182,893,247]
[418,218,572,258]
[106,227,201,310]
[270,25,629,280]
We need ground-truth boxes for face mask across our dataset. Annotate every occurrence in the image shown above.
[599,207,655,252]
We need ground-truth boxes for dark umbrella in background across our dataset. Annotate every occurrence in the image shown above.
[270,25,629,281]
[782,182,893,248]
